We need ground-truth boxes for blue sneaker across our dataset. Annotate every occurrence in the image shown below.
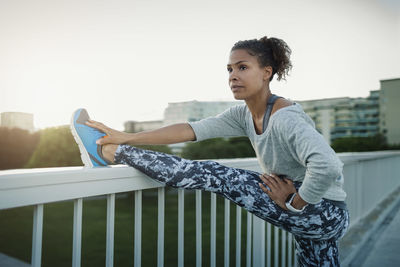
[70,108,109,167]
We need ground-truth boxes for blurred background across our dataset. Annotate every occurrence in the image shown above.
[0,1,399,266]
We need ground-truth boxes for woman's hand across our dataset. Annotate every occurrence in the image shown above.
[86,120,132,145]
[259,174,296,211]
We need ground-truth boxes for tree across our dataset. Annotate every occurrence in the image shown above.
[331,134,389,152]
[25,126,83,168]
[227,136,256,157]
[0,127,40,170]
[181,137,255,160]
[135,144,173,154]
[24,125,173,168]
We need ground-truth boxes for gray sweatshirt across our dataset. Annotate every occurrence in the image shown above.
[188,103,347,204]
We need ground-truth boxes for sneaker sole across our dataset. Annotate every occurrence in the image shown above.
[70,109,94,168]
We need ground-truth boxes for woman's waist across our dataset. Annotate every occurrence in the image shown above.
[286,180,347,209]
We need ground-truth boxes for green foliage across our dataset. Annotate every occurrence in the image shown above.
[1,124,173,169]
[331,133,390,152]
[0,127,40,170]
[181,136,255,160]
[25,125,83,168]
[135,144,173,154]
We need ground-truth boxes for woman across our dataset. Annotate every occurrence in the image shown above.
[71,36,349,266]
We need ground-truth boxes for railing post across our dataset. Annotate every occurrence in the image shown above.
[158,187,165,267]
[252,215,265,267]
[236,205,241,267]
[246,212,252,267]
[73,198,83,267]
[288,233,293,267]
[32,204,44,267]
[356,162,363,223]
[274,226,279,267]
[178,189,184,267]
[267,223,271,267]
[196,190,202,267]
[281,230,287,267]
[224,199,230,267]
[134,190,142,267]
[106,194,115,267]
[210,193,217,267]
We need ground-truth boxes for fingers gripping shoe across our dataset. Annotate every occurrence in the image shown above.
[70,108,109,167]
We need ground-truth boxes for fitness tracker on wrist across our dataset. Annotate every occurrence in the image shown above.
[285,193,306,213]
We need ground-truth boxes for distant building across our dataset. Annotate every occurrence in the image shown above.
[0,112,34,132]
[299,97,350,144]
[298,78,399,145]
[123,100,243,153]
[163,100,243,126]
[298,91,380,144]
[124,120,163,133]
[379,78,400,145]
[123,78,399,146]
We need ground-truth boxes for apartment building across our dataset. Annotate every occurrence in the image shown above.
[298,91,380,144]
[124,120,163,133]
[0,112,34,132]
[379,78,400,145]
[163,100,243,126]
[298,78,399,145]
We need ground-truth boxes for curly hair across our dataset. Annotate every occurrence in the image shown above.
[231,36,292,81]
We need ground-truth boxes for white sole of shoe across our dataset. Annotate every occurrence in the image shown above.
[70,110,94,168]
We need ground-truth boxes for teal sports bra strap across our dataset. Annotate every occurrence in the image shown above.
[262,94,282,133]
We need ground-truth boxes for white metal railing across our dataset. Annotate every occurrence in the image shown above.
[339,151,400,227]
[1,151,400,266]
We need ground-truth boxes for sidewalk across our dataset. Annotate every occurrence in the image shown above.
[356,199,400,267]
[340,186,400,267]
[0,253,30,267]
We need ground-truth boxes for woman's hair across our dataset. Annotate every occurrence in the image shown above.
[231,36,292,81]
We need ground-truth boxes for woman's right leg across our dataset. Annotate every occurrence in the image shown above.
[294,237,342,267]
[113,145,283,222]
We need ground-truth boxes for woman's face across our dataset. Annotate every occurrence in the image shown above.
[227,49,272,100]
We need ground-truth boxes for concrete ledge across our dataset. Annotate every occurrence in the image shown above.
[0,253,30,267]
[339,185,400,266]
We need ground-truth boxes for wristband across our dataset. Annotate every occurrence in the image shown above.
[285,193,306,213]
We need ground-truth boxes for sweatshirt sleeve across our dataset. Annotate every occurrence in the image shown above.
[274,110,344,204]
[188,105,247,141]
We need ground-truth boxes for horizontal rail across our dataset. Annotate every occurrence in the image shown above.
[1,152,400,226]
[0,166,163,210]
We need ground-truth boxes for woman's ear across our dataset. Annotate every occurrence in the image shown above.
[263,66,273,81]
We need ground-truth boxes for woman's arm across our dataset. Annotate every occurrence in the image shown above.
[87,121,196,146]
[277,114,343,205]
[127,123,196,145]
[89,104,246,146]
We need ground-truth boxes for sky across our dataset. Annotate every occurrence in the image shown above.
[1,0,399,130]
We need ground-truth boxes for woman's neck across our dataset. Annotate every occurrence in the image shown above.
[246,89,272,120]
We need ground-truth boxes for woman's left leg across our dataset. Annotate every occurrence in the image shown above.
[111,145,349,237]
[111,144,349,265]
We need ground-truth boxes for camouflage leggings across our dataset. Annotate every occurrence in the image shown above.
[115,145,349,266]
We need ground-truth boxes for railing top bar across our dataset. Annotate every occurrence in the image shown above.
[0,165,153,189]
[1,151,399,178]
[1,164,132,178]
[0,165,164,210]
[0,159,262,181]
[0,158,263,210]
[338,150,400,163]
[1,152,399,210]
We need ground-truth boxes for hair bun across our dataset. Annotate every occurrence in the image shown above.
[231,36,292,81]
